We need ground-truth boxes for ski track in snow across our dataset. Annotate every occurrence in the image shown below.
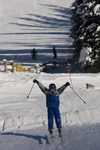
[0,125,100,150]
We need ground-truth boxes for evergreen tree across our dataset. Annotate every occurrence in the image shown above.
[70,0,83,58]
[70,0,100,73]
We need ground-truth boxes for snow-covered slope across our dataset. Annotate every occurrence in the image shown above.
[0,72,100,150]
[0,0,73,64]
[0,72,100,131]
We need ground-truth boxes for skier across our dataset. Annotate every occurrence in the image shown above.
[33,79,70,137]
[53,46,57,59]
[31,48,37,61]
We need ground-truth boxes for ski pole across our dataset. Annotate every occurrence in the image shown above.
[65,56,74,90]
[69,86,86,104]
[27,71,41,98]
[27,83,35,98]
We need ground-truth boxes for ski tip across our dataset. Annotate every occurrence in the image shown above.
[50,134,54,138]
[59,133,62,137]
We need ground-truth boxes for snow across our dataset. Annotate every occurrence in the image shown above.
[0,72,100,149]
[94,4,100,15]
[3,59,7,62]
[76,7,82,14]
[0,0,100,150]
[86,2,96,9]
[96,26,100,32]
[0,0,73,64]
[79,47,92,66]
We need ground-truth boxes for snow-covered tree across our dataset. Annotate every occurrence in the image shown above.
[70,0,83,58]
[70,0,100,73]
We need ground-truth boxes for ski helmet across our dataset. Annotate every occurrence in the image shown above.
[49,83,56,90]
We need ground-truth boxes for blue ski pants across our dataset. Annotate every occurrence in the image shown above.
[47,107,62,130]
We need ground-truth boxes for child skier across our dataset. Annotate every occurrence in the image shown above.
[33,79,70,137]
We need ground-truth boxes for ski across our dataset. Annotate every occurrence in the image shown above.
[59,132,62,137]
[50,133,54,139]
[50,133,62,138]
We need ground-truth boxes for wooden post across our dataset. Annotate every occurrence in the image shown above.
[4,61,7,73]
[28,68,31,72]
[23,68,26,72]
[36,66,38,74]
[16,64,18,72]
[12,62,14,72]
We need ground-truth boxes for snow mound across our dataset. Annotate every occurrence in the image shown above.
[2,115,47,131]
[2,107,100,131]
[63,108,100,126]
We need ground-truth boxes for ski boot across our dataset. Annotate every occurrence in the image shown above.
[49,129,54,138]
[58,128,62,137]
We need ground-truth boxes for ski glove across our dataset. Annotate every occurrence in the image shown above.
[33,79,39,84]
[65,82,70,86]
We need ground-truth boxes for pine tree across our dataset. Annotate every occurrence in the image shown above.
[81,0,100,72]
[70,0,100,73]
[70,0,83,58]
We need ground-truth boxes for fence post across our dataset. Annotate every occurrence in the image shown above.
[16,64,18,72]
[28,68,31,72]
[36,66,38,74]
[4,60,7,73]
[23,68,26,72]
[12,62,14,72]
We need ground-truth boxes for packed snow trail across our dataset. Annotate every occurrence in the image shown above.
[0,124,100,150]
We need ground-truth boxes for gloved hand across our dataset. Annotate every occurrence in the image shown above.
[65,82,70,86]
[33,79,39,84]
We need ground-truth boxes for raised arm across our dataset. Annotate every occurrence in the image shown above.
[57,82,70,95]
[33,79,48,95]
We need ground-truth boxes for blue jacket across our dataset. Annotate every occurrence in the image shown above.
[37,82,67,108]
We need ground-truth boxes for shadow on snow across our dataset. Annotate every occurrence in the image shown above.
[0,4,73,68]
[0,132,49,145]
